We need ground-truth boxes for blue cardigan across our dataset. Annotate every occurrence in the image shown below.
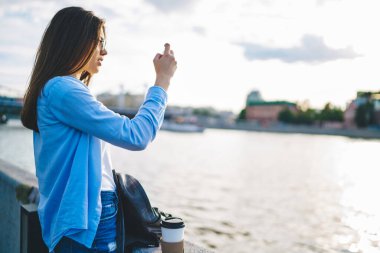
[33,76,167,252]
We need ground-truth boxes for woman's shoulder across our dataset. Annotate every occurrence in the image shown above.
[45,75,86,90]
[43,76,88,98]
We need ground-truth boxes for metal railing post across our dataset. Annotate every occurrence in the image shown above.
[20,203,48,253]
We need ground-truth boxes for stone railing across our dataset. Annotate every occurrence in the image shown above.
[0,159,212,253]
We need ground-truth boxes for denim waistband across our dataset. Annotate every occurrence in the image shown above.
[101,190,117,197]
[101,191,118,205]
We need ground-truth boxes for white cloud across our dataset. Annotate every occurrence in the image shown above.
[0,0,380,112]
[238,34,360,63]
[316,0,341,6]
[143,0,199,12]
[192,26,206,36]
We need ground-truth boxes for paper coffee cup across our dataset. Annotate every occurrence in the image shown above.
[160,218,185,243]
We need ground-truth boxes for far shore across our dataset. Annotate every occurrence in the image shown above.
[205,122,380,139]
[2,118,380,139]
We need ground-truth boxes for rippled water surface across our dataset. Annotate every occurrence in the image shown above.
[1,120,380,253]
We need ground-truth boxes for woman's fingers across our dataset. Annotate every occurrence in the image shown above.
[164,43,170,55]
[154,43,176,65]
[153,43,177,91]
[153,53,162,62]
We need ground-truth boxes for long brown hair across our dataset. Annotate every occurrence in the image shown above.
[21,6,105,132]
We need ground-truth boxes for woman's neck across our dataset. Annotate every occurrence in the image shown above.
[70,72,82,80]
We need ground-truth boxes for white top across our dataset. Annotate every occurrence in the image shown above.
[100,140,116,191]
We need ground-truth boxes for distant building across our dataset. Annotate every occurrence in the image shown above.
[343,102,357,128]
[344,91,380,128]
[245,90,297,125]
[246,100,297,126]
[246,90,263,105]
[375,101,380,126]
[97,92,144,109]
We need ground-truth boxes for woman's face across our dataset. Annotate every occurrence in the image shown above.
[83,28,107,75]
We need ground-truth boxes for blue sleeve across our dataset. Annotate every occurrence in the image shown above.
[47,78,168,150]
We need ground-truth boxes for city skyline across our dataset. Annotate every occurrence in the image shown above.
[1,0,379,114]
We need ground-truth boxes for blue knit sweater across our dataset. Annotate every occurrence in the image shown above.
[33,76,167,252]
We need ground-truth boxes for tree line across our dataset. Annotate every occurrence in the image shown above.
[237,102,376,128]
[278,103,343,125]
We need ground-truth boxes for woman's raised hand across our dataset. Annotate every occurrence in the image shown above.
[153,43,177,91]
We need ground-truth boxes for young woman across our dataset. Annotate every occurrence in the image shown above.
[21,6,177,253]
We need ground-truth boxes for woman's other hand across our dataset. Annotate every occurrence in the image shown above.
[153,43,177,91]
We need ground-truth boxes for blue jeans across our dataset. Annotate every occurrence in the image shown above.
[54,191,118,253]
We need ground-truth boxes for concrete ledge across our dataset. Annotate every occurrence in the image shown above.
[0,159,38,253]
[0,159,212,253]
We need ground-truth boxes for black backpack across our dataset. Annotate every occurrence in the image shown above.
[112,170,173,253]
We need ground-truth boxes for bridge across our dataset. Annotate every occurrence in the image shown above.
[0,96,23,123]
[0,85,23,123]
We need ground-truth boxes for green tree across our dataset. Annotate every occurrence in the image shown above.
[295,109,316,125]
[318,103,344,122]
[355,102,374,128]
[237,108,246,121]
[278,109,295,123]
[279,103,343,126]
[279,108,317,125]
[193,108,211,116]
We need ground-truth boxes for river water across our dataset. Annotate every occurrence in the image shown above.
[1,119,379,253]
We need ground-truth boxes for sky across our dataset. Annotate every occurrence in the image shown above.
[0,0,379,113]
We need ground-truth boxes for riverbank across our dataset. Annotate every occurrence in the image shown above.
[205,122,380,139]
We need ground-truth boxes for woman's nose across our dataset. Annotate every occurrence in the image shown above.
[101,49,108,56]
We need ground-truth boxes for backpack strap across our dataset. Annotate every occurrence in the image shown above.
[112,170,125,253]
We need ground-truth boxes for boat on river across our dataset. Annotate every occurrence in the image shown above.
[161,121,205,133]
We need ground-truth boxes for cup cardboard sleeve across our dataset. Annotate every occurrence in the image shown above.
[160,239,184,253]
